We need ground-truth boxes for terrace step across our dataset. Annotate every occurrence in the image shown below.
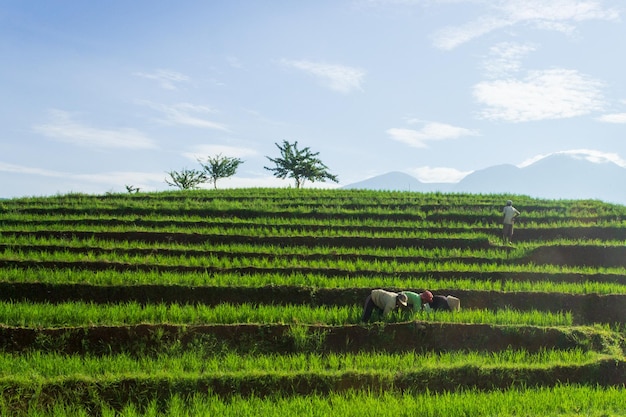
[0,230,490,249]
[0,322,622,356]
[6,243,626,268]
[0,283,624,325]
[1,358,624,404]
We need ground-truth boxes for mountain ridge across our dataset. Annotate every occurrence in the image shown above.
[342,154,626,205]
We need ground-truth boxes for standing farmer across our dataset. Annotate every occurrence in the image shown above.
[502,200,520,245]
[361,289,408,322]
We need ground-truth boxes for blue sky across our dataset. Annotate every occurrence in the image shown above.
[2,0,626,197]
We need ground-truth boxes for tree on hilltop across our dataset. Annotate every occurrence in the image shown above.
[198,154,243,189]
[264,140,338,189]
[165,168,207,190]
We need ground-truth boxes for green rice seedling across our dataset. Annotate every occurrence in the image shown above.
[413,307,573,326]
[0,301,575,327]
[3,267,626,295]
[2,189,625,416]
[2,385,625,416]
[286,325,329,352]
[0,237,521,264]
[6,234,625,260]
[0,349,609,381]
[5,246,626,277]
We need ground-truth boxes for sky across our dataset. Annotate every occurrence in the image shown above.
[2,0,626,198]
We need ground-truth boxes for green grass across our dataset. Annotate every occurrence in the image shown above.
[0,301,574,327]
[1,189,625,415]
[2,268,626,295]
[2,386,624,417]
[0,349,604,380]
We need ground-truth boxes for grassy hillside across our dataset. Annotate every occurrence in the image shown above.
[0,189,624,416]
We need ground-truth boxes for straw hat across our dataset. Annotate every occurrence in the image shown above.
[446,296,460,311]
[396,293,408,307]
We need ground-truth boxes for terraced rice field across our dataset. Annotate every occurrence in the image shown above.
[0,189,624,416]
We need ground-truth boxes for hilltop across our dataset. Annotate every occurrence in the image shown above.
[0,188,624,414]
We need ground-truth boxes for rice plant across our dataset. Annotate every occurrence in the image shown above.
[0,301,574,327]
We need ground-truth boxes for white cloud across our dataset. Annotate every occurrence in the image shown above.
[500,0,619,23]
[141,102,230,131]
[597,99,626,123]
[597,113,626,123]
[410,166,473,183]
[182,144,257,161]
[33,110,158,150]
[473,68,604,122]
[0,161,299,193]
[75,171,166,186]
[434,15,511,50]
[0,162,65,177]
[518,149,626,168]
[387,121,479,148]
[433,0,619,50]
[134,69,190,90]
[482,42,536,78]
[280,59,365,93]
[0,161,165,188]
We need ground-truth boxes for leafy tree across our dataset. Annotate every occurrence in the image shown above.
[198,154,243,189]
[165,168,207,190]
[264,140,338,188]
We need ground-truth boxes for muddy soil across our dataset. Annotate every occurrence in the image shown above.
[0,322,621,356]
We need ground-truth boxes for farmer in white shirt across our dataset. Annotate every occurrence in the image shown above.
[361,289,408,322]
[502,200,521,245]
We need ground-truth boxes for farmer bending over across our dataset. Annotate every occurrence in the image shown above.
[361,289,408,322]
[399,290,433,315]
[430,295,461,311]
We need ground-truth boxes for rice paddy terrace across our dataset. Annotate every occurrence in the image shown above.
[0,189,625,416]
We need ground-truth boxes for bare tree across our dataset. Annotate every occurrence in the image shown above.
[165,168,207,190]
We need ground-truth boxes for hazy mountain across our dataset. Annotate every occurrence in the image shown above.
[342,171,453,192]
[342,155,626,205]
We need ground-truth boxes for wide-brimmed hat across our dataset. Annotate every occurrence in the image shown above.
[397,293,408,307]
[420,291,433,303]
[446,295,460,311]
